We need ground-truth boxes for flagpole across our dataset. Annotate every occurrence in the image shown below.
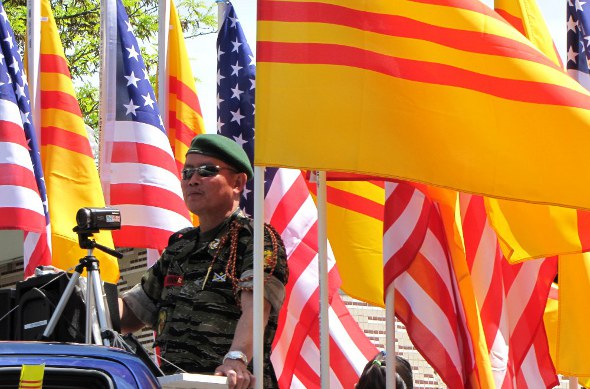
[385,284,395,389]
[253,165,265,389]
[317,170,330,388]
[151,0,172,271]
[216,2,264,387]
[99,0,117,203]
[217,0,228,29]
[26,0,41,142]
[157,0,170,122]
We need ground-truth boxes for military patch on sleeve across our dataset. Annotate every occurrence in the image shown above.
[264,249,274,266]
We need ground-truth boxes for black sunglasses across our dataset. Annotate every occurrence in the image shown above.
[182,164,238,180]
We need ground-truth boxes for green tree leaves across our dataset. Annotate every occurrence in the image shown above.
[5,0,216,130]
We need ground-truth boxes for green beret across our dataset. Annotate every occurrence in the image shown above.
[186,134,253,181]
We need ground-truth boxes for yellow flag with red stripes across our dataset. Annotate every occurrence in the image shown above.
[256,0,590,211]
[18,364,44,389]
[166,0,205,225]
[494,0,562,66]
[309,179,385,306]
[39,0,118,282]
[493,0,590,381]
[553,254,590,382]
[484,0,586,264]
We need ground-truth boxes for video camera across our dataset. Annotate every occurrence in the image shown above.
[75,207,121,233]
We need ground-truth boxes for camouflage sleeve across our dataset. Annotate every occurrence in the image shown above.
[140,257,166,302]
[238,223,289,314]
[121,284,158,328]
[239,271,285,314]
[121,259,166,328]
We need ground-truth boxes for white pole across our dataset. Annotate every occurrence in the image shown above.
[26,0,41,142]
[385,284,396,389]
[317,171,330,388]
[157,0,170,124]
[216,1,264,385]
[252,166,265,389]
[98,0,117,193]
[217,0,228,29]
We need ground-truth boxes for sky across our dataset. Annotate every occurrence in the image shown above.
[187,0,567,134]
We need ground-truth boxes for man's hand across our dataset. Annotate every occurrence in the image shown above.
[214,359,255,389]
[217,291,270,389]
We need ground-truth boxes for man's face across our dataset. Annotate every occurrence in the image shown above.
[181,153,244,217]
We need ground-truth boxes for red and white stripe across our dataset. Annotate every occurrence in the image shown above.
[100,119,191,250]
[23,228,52,276]
[460,194,557,388]
[383,181,430,287]
[385,181,475,388]
[267,168,378,388]
[383,182,558,388]
[0,99,51,274]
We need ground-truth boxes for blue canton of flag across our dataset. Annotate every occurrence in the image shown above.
[0,4,49,221]
[217,2,277,216]
[116,0,164,131]
[567,0,590,89]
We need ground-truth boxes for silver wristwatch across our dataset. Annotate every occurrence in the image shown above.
[223,350,248,365]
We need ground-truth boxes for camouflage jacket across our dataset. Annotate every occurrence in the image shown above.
[140,210,288,387]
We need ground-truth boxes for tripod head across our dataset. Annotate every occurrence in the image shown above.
[73,228,123,259]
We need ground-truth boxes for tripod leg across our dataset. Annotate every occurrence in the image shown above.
[88,268,111,347]
[85,278,107,345]
[42,271,82,340]
[88,277,110,345]
[85,276,97,344]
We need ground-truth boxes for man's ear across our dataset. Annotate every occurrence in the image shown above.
[234,172,247,192]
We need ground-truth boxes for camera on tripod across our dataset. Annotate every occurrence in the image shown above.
[75,207,122,233]
[37,206,124,346]
[73,207,122,252]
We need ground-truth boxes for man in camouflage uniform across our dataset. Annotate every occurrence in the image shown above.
[118,134,288,389]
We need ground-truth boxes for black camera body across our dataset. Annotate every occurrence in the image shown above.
[75,207,121,232]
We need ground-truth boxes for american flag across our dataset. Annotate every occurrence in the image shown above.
[0,3,51,276]
[216,3,377,387]
[383,182,557,388]
[460,194,557,388]
[567,0,590,89]
[100,0,191,250]
[384,182,477,388]
[216,1,262,213]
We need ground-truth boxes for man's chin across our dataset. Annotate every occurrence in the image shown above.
[185,199,203,214]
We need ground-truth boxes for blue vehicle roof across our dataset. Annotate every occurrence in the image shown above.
[0,341,161,388]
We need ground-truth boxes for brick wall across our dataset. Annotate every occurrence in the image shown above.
[341,292,445,388]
